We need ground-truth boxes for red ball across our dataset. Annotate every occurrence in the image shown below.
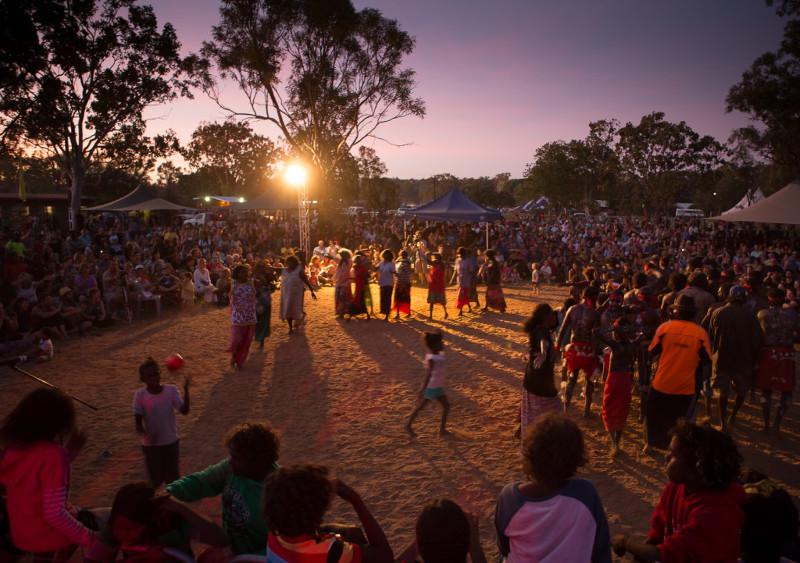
[165,353,185,371]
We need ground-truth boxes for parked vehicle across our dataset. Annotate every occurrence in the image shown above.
[675,208,705,218]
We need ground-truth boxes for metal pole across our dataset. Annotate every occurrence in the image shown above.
[486,223,489,250]
[11,363,98,410]
[298,181,310,259]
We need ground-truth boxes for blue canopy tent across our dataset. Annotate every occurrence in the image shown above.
[404,188,503,248]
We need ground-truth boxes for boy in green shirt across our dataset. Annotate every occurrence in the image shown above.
[166,422,280,555]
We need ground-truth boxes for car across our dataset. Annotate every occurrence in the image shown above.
[675,208,704,218]
[183,213,215,226]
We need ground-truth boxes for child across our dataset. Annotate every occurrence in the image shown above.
[180,272,195,308]
[0,389,97,557]
[84,481,228,562]
[262,465,393,563]
[166,422,280,556]
[495,413,611,562]
[397,498,487,563]
[531,263,541,295]
[598,317,639,458]
[215,268,232,307]
[612,419,744,562]
[133,358,191,487]
[406,331,450,436]
[426,253,448,320]
[377,249,396,321]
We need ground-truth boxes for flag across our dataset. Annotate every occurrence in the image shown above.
[18,168,26,202]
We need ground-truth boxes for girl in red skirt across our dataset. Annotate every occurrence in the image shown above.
[426,253,448,320]
[598,318,638,458]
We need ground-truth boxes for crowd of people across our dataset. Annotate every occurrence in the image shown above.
[1,208,799,561]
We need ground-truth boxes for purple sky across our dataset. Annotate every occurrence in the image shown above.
[147,0,786,179]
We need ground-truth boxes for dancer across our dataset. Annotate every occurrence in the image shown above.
[708,285,762,431]
[406,331,450,436]
[756,288,798,432]
[229,264,257,370]
[393,250,413,320]
[598,318,638,458]
[556,285,601,417]
[253,262,276,349]
[349,253,371,319]
[377,249,396,321]
[479,250,506,313]
[134,357,190,486]
[426,253,448,320]
[280,254,316,334]
[334,249,353,318]
[644,295,711,452]
[454,247,476,316]
[520,303,561,440]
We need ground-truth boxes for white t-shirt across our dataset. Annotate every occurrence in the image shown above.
[425,352,446,389]
[133,384,183,446]
[378,261,396,287]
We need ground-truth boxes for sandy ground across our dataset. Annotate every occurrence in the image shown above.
[1,283,798,560]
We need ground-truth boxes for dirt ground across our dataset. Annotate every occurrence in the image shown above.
[1,284,797,560]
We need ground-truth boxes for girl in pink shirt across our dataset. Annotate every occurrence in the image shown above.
[0,388,97,559]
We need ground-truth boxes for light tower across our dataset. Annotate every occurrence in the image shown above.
[284,163,309,259]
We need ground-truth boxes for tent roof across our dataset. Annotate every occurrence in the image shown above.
[404,188,503,222]
[713,181,800,225]
[721,188,765,216]
[86,185,193,212]
[238,188,297,210]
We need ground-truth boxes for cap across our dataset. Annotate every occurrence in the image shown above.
[728,285,747,302]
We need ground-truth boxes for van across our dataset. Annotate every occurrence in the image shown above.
[183,213,214,226]
[675,208,705,218]
[344,206,365,216]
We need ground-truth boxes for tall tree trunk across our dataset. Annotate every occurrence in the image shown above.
[69,158,86,231]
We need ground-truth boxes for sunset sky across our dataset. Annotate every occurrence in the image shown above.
[147,0,786,179]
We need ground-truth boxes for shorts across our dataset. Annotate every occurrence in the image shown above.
[424,387,445,400]
[712,369,751,394]
[564,342,599,376]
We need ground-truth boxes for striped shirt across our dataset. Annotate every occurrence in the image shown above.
[266,533,362,563]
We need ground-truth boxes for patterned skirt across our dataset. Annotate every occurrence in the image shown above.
[485,284,506,311]
[335,286,352,316]
[521,391,562,436]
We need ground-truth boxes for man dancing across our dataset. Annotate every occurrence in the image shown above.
[556,285,601,417]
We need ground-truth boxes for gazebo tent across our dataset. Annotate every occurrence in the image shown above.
[721,188,765,216]
[86,185,193,212]
[404,188,503,222]
[713,181,800,225]
[404,188,503,248]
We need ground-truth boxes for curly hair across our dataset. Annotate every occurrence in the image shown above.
[263,464,332,537]
[416,498,470,563]
[524,303,553,334]
[139,357,159,380]
[225,422,281,468]
[522,413,586,488]
[0,388,76,446]
[670,419,741,492]
[381,249,394,262]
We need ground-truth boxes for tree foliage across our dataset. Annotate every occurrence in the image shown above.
[522,113,725,213]
[200,0,425,199]
[182,120,280,196]
[727,17,800,173]
[0,0,199,226]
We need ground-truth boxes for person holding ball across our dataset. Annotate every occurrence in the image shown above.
[133,357,190,487]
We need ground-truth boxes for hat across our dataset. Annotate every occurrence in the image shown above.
[58,287,72,297]
[728,285,747,303]
[671,294,696,314]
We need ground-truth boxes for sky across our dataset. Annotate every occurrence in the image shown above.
[146,0,787,179]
